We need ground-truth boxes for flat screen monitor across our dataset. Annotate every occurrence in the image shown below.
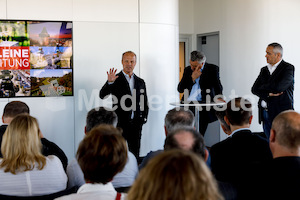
[0,20,73,97]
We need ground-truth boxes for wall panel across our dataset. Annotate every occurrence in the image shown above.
[140,0,178,26]
[0,0,6,19]
[73,0,138,22]
[7,0,73,20]
[139,23,179,156]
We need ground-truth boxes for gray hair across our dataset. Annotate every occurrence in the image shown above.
[164,107,195,133]
[268,42,283,57]
[190,51,206,64]
[164,126,205,158]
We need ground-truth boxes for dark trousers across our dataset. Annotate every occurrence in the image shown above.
[188,106,216,136]
[262,109,272,139]
[119,120,143,159]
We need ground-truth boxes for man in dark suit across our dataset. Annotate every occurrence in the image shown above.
[252,42,294,139]
[247,110,300,200]
[210,97,272,197]
[100,51,148,159]
[177,50,223,135]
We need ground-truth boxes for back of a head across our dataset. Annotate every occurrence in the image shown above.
[85,107,118,132]
[1,114,45,174]
[127,149,223,200]
[190,50,206,63]
[164,126,205,158]
[272,110,300,151]
[215,110,231,133]
[3,101,30,119]
[226,97,252,126]
[77,124,127,184]
[164,107,195,133]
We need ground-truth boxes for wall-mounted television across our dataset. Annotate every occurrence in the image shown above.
[0,20,73,97]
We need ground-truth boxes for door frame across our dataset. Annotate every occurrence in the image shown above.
[179,34,192,67]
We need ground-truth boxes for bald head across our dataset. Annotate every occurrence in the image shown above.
[271,110,300,155]
[164,127,205,158]
[164,107,195,134]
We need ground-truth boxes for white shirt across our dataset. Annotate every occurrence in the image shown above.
[66,150,138,189]
[0,155,67,196]
[56,182,126,200]
[267,59,282,75]
[122,70,135,119]
[122,70,134,95]
[261,59,282,108]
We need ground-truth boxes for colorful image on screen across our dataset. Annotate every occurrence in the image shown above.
[0,20,73,97]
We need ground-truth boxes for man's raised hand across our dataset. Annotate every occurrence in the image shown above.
[107,68,119,82]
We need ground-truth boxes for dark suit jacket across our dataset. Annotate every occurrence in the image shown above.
[245,156,300,200]
[0,125,8,157]
[177,63,223,123]
[99,71,149,126]
[177,63,223,102]
[210,129,272,184]
[252,60,294,123]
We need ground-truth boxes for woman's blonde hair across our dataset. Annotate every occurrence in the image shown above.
[127,149,224,200]
[0,114,46,174]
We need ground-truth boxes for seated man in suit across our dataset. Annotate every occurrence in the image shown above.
[210,97,273,195]
[249,110,300,200]
[0,101,68,170]
[67,107,138,192]
[215,110,231,135]
[157,126,237,200]
[139,107,197,170]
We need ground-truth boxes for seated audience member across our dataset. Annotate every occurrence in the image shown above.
[0,101,30,157]
[127,149,224,200]
[166,127,237,200]
[67,107,138,192]
[0,114,67,196]
[139,107,196,169]
[56,125,128,200]
[249,110,300,200]
[0,101,68,170]
[210,97,272,196]
[164,127,207,159]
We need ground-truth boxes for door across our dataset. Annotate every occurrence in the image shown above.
[197,32,219,66]
[179,42,185,100]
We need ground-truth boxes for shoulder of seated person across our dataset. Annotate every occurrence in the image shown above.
[46,155,60,161]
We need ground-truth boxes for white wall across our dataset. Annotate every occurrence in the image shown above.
[1,0,179,159]
[180,0,300,133]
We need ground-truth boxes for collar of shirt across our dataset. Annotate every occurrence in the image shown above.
[201,63,205,71]
[122,70,134,80]
[267,59,282,74]
[77,182,116,194]
[122,70,134,92]
[230,128,251,137]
